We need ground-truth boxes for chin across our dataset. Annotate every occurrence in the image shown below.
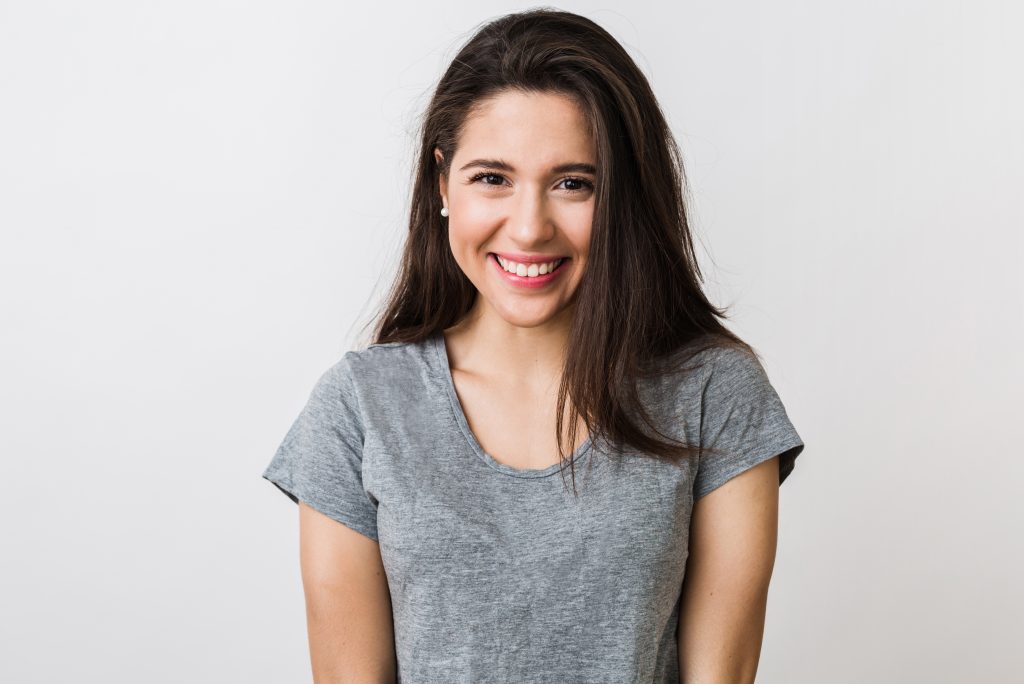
[490,299,570,329]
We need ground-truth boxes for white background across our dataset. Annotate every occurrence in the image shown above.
[2,1,1021,682]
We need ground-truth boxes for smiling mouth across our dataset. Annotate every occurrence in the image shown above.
[490,253,568,277]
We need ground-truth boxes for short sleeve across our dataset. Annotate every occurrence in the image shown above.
[693,346,805,501]
[261,354,379,541]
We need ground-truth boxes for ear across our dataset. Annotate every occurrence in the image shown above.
[433,147,448,203]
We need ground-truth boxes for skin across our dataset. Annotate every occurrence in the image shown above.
[300,503,396,683]
[677,456,781,683]
[433,89,597,468]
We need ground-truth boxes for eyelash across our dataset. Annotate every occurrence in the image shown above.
[467,172,595,194]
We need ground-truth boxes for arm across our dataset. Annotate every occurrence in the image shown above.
[299,502,397,684]
[677,456,780,684]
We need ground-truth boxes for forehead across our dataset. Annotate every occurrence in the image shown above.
[456,90,595,166]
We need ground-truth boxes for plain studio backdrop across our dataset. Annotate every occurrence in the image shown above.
[1,1,1021,682]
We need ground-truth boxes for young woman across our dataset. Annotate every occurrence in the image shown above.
[263,9,806,683]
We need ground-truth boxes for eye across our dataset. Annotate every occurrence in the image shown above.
[468,172,507,187]
[558,177,594,194]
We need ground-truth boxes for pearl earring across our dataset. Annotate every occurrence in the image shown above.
[440,206,449,217]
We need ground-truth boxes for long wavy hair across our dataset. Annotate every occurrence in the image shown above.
[366,8,754,495]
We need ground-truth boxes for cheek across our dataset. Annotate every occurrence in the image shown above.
[449,206,495,249]
[446,223,492,279]
[567,208,594,256]
[450,193,497,227]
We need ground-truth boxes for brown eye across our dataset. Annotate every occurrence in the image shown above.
[559,177,594,193]
[469,172,506,186]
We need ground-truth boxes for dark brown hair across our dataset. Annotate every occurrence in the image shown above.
[366,8,755,494]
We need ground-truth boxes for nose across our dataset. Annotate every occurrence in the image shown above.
[508,186,556,245]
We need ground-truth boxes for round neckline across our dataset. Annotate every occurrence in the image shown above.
[429,330,593,479]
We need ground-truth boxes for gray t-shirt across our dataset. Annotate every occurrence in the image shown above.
[262,331,805,683]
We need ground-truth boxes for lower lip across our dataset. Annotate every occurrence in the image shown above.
[489,254,570,289]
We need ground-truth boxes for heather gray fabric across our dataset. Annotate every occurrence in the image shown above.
[262,331,805,683]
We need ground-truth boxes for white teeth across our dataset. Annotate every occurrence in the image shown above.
[496,255,565,277]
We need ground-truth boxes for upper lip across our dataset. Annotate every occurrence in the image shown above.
[491,252,568,264]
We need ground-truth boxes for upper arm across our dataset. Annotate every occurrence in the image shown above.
[300,502,396,684]
[677,455,780,684]
[262,356,393,679]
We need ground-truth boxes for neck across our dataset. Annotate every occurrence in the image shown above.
[443,297,575,391]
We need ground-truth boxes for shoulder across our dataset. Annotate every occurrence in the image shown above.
[647,339,764,390]
[630,340,762,424]
[302,339,434,430]
[692,345,786,419]
[323,337,435,392]
[642,341,778,418]
[700,345,768,387]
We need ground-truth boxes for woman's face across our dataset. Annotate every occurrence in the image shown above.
[435,89,596,331]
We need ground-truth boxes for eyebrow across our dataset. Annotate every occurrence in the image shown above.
[458,158,597,175]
